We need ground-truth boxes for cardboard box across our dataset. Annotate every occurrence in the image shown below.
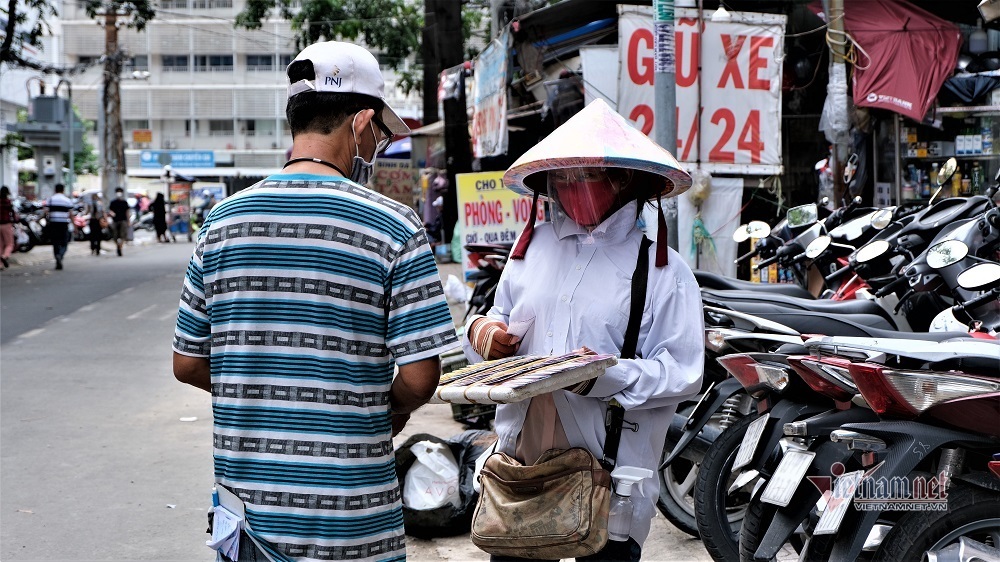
[971,134,983,154]
[957,135,968,155]
[928,141,955,157]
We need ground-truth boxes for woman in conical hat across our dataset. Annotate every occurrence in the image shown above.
[461,99,705,560]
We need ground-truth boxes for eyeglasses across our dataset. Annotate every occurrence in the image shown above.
[372,117,394,154]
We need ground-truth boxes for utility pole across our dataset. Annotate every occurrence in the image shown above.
[437,1,469,247]
[102,10,126,200]
[421,0,440,126]
[653,0,679,250]
[824,0,850,206]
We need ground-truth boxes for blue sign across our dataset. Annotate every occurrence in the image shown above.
[140,150,215,168]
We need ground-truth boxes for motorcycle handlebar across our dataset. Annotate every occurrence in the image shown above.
[754,254,780,271]
[734,248,759,265]
[875,276,909,298]
[954,288,1000,312]
[825,264,852,284]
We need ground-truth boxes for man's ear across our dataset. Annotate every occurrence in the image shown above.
[351,108,376,141]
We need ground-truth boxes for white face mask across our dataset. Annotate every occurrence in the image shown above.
[349,112,379,185]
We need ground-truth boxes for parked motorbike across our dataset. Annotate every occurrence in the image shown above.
[737,263,1000,561]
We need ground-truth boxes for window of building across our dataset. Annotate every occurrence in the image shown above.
[191,0,232,8]
[162,55,189,71]
[185,120,199,137]
[194,54,234,72]
[279,54,294,68]
[246,54,275,71]
[208,120,234,136]
[125,120,150,130]
[125,55,149,72]
[160,0,188,8]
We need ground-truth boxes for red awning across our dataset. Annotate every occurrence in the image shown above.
[841,0,961,121]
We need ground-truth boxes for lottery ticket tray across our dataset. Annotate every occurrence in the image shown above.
[430,354,617,405]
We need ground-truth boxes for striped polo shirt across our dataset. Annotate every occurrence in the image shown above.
[45,193,75,223]
[173,174,459,562]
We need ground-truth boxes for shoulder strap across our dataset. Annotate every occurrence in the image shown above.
[601,236,653,470]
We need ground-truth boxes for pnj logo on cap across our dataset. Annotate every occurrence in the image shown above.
[324,65,343,88]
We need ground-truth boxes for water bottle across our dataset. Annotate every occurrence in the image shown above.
[608,466,652,542]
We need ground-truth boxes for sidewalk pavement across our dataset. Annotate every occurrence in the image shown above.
[4,229,162,270]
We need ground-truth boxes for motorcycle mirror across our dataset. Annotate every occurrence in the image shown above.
[733,220,770,243]
[786,204,819,228]
[937,157,958,186]
[805,235,832,259]
[926,239,970,269]
[870,208,894,230]
[957,262,1000,291]
[855,239,890,264]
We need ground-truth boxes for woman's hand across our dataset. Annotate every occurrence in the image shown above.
[468,317,520,360]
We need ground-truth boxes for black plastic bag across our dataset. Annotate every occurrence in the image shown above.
[395,430,497,539]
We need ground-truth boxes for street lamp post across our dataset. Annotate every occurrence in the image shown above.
[56,78,74,195]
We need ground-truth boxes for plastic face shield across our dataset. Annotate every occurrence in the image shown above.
[546,167,629,233]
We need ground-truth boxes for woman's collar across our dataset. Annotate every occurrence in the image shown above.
[557,200,639,243]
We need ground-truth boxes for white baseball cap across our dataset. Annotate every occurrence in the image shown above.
[287,41,410,136]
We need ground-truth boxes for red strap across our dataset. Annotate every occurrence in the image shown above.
[510,192,540,260]
[656,197,668,267]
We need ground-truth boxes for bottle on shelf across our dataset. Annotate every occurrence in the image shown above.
[929,162,939,187]
[951,165,963,198]
[970,161,984,195]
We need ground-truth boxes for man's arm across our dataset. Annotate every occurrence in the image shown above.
[390,357,441,415]
[173,352,211,392]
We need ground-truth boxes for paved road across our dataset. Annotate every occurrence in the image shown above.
[0,238,712,561]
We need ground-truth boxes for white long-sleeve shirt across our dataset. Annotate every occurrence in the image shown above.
[462,201,705,545]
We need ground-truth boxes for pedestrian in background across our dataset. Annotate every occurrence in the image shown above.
[86,193,105,255]
[172,40,459,562]
[151,192,168,242]
[0,186,17,268]
[109,187,130,256]
[44,184,74,270]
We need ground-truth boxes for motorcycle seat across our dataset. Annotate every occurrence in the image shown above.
[694,271,814,299]
[717,305,896,336]
[701,289,896,327]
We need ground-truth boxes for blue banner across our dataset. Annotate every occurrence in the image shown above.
[140,150,215,168]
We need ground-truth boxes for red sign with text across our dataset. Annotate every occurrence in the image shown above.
[618,7,785,174]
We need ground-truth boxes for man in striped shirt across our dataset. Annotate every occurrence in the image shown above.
[173,41,459,562]
[43,183,75,270]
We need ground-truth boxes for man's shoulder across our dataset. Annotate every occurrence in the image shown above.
[256,176,422,232]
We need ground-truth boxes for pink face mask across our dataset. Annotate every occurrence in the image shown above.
[557,181,617,227]
[551,168,619,227]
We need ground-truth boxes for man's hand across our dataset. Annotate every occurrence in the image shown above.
[391,413,410,437]
[173,352,211,392]
[468,317,520,360]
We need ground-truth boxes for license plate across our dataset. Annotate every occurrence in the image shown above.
[760,449,816,507]
[732,414,769,472]
[814,470,864,535]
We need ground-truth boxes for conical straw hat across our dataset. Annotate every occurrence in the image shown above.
[503,98,691,200]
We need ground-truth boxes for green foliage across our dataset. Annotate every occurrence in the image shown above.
[83,0,156,31]
[0,0,58,68]
[236,0,491,95]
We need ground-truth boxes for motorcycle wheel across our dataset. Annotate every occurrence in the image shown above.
[656,404,700,538]
[739,497,832,562]
[694,413,756,562]
[872,482,1000,562]
[658,449,701,538]
[739,495,779,562]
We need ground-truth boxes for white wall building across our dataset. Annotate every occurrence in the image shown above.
[59,0,421,187]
